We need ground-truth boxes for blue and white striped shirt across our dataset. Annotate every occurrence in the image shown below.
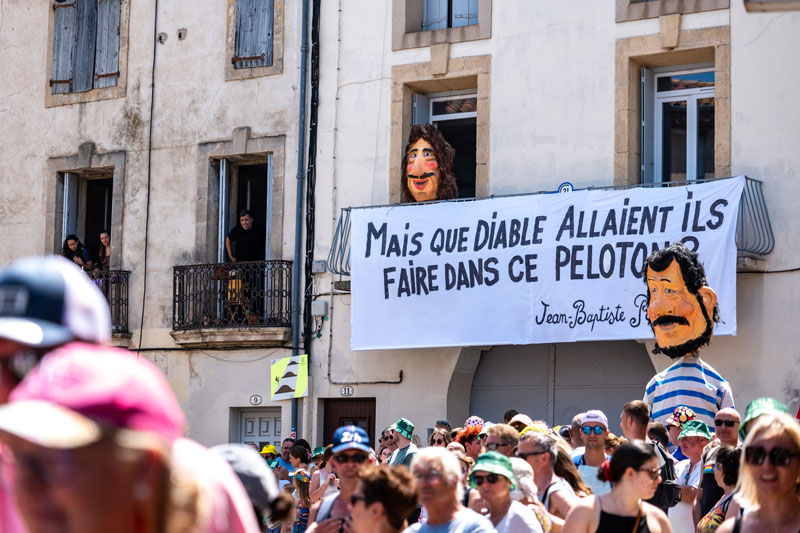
[643,356,734,429]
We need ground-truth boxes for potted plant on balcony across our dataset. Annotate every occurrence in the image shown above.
[245,308,259,325]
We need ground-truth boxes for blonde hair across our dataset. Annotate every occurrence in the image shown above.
[736,412,800,510]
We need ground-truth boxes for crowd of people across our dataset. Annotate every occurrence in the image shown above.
[1,255,799,533]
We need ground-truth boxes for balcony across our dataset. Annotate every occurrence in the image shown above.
[326,176,774,279]
[170,260,292,348]
[89,269,130,340]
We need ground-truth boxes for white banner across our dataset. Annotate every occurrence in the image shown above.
[350,177,745,351]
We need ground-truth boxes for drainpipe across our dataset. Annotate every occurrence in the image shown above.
[291,0,311,437]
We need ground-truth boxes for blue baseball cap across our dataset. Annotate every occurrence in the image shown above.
[332,425,371,454]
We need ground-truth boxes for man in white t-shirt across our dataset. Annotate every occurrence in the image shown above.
[571,410,612,496]
[668,420,711,533]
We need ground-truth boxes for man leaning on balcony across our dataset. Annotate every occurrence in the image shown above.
[225,209,266,263]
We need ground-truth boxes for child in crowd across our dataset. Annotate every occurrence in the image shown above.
[292,469,311,533]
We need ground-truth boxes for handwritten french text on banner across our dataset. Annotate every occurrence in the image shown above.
[350,177,744,350]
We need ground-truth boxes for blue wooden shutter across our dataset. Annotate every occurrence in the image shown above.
[423,0,448,30]
[51,1,77,94]
[94,0,121,89]
[234,0,273,69]
[72,0,98,92]
[451,0,479,28]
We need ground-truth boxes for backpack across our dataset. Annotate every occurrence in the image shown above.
[646,441,682,512]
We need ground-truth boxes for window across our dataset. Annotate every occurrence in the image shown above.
[422,0,478,31]
[216,156,274,262]
[59,169,114,258]
[50,0,121,95]
[232,0,274,69]
[391,0,491,51]
[225,0,283,80]
[641,67,715,182]
[413,92,478,198]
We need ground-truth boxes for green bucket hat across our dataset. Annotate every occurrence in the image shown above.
[393,418,415,440]
[469,452,516,490]
[312,446,326,459]
[678,420,712,441]
[741,397,789,440]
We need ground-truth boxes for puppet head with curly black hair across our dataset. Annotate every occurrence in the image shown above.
[401,124,458,203]
[643,242,719,359]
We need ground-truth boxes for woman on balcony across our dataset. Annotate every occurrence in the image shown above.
[61,234,93,271]
[96,230,111,271]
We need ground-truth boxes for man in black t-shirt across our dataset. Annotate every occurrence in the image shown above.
[223,210,266,323]
[225,210,266,262]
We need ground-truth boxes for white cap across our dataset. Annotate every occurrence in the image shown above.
[581,410,609,429]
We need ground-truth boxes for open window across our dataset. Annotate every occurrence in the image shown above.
[58,168,114,260]
[215,156,274,262]
[641,65,715,183]
[413,91,477,198]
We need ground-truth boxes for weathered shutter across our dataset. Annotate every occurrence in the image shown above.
[233,0,273,69]
[73,0,98,92]
[422,0,448,31]
[94,0,121,89]
[51,0,77,95]
[451,0,479,28]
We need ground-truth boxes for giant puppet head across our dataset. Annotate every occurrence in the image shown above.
[400,123,458,203]
[643,243,719,359]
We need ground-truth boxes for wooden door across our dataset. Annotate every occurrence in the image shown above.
[323,398,376,448]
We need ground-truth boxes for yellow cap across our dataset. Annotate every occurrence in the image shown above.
[260,444,278,455]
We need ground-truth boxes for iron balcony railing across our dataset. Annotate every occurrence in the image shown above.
[327,176,774,276]
[89,270,130,334]
[172,260,292,331]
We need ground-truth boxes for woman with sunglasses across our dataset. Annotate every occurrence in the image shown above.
[429,428,452,448]
[470,451,544,532]
[563,441,670,533]
[716,412,800,533]
[696,446,741,533]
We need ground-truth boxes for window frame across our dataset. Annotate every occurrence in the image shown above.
[649,66,716,183]
[45,0,130,107]
[391,0,492,51]
[225,0,284,81]
[616,0,730,23]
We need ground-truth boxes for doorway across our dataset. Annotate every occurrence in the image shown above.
[217,157,273,263]
[84,178,113,261]
[239,407,282,449]
[323,398,376,447]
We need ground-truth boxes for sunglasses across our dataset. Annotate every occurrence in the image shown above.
[517,450,548,460]
[472,473,501,486]
[637,466,660,480]
[333,453,368,464]
[414,469,442,483]
[714,419,738,427]
[432,439,445,445]
[582,426,605,435]
[485,442,509,451]
[745,446,800,467]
